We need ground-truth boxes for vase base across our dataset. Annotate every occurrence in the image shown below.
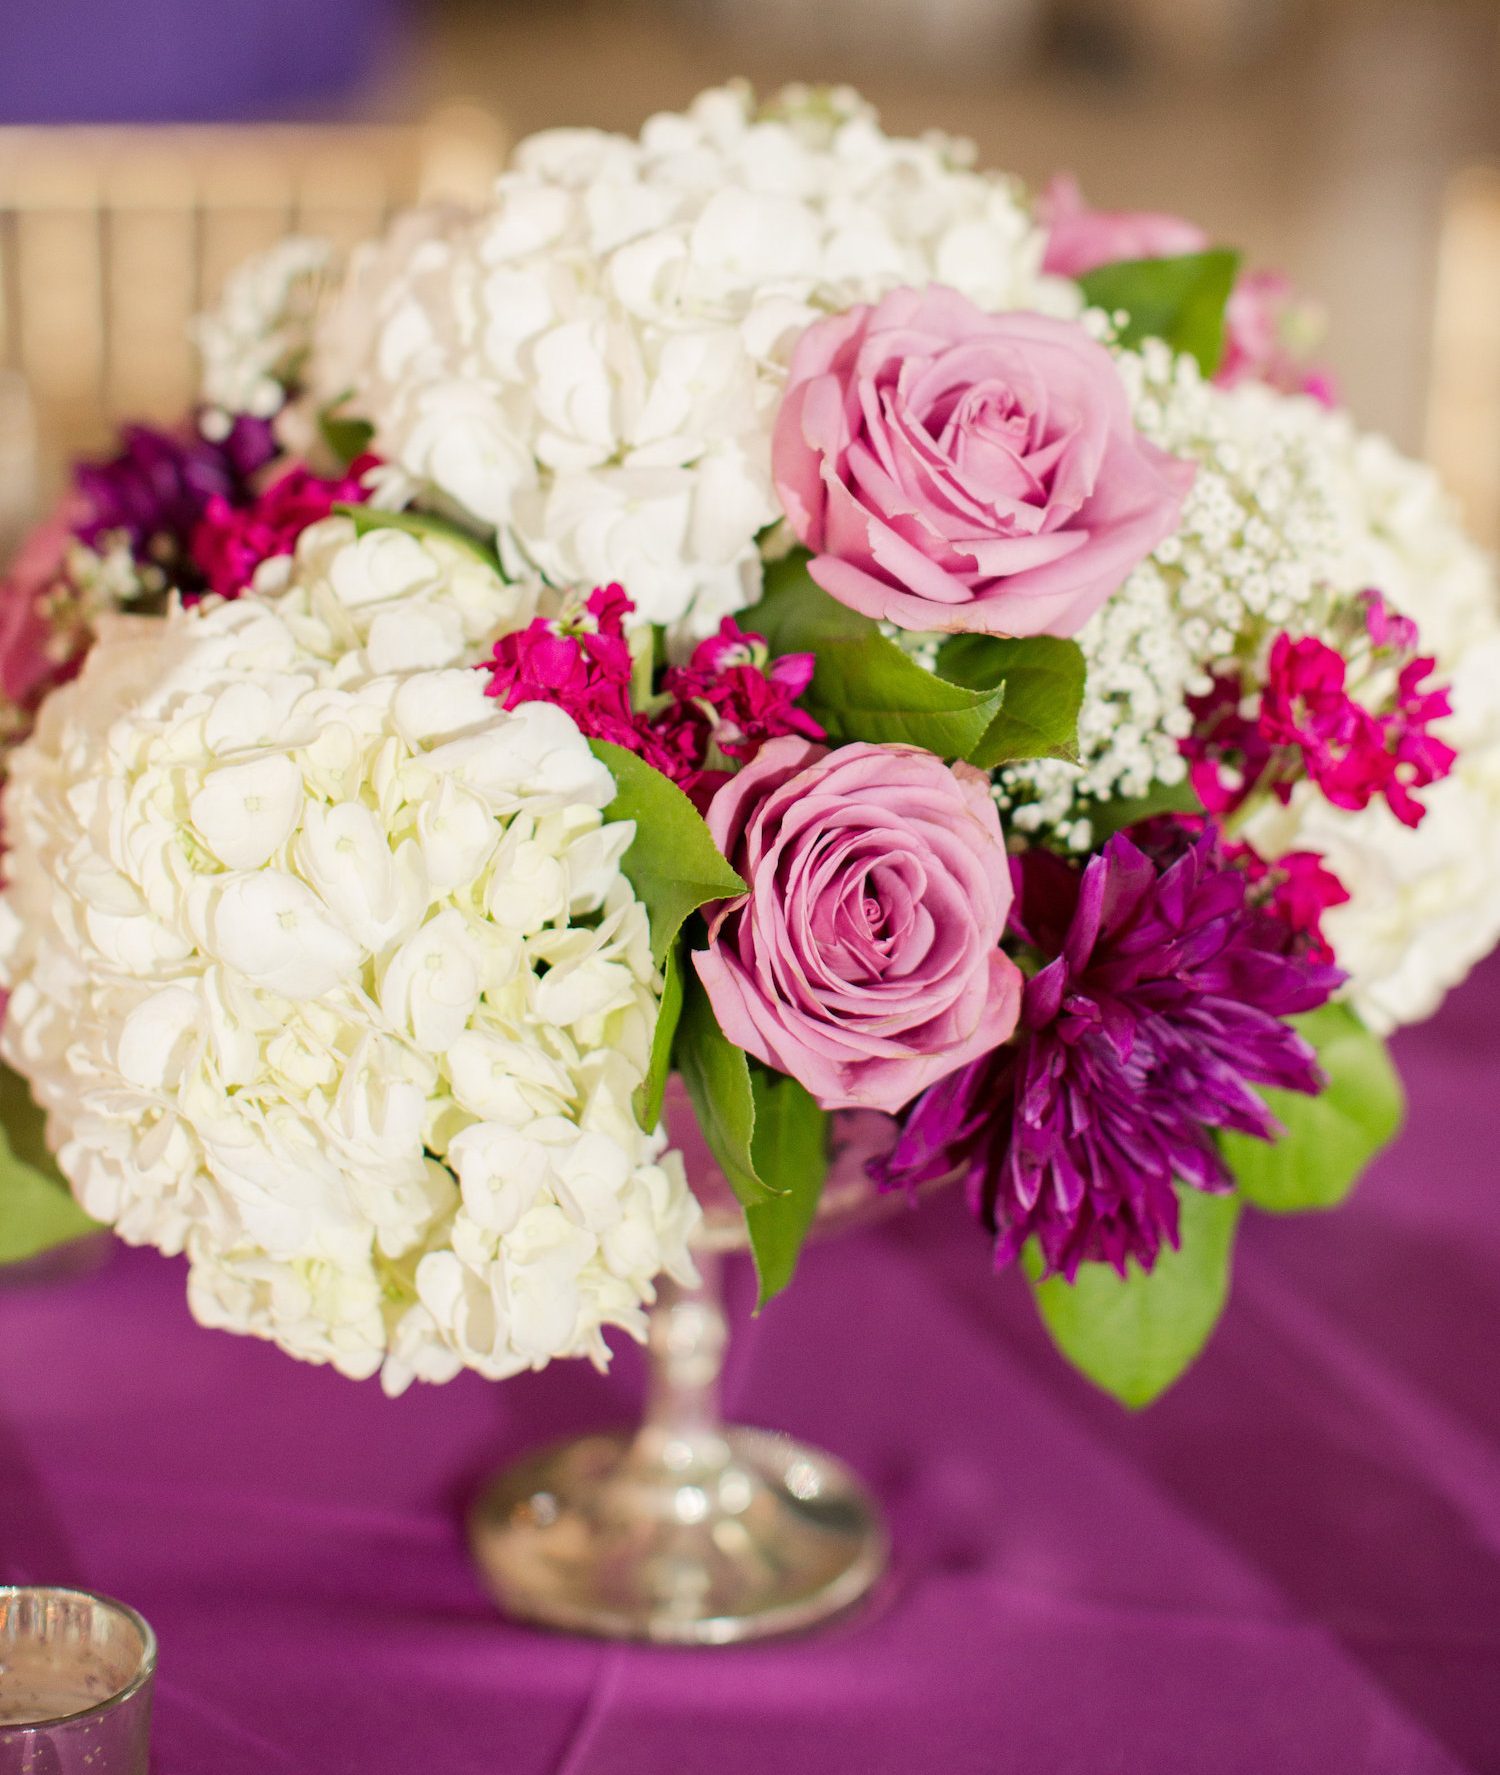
[469,1426,888,1644]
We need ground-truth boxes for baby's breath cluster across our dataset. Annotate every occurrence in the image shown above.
[997,342,1347,845]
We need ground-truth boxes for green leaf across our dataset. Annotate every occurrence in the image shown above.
[0,1064,98,1266]
[671,967,828,1303]
[588,741,746,970]
[1221,1001,1404,1213]
[1077,250,1242,378]
[633,940,684,1132]
[1026,1187,1240,1407]
[332,502,504,574]
[1086,776,1203,842]
[674,969,772,1208]
[934,634,1086,768]
[745,1070,829,1308]
[748,553,1006,759]
[318,409,375,467]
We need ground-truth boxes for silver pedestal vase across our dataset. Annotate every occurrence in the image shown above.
[468,1089,899,1644]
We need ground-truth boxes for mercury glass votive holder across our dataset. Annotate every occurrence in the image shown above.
[0,1589,156,1775]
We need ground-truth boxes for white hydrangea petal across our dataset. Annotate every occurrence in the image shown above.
[190,755,304,869]
[204,872,365,999]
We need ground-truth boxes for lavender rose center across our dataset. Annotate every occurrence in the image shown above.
[795,831,933,989]
[892,355,1088,547]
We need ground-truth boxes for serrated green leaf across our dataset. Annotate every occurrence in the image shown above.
[745,1070,828,1308]
[1026,1187,1240,1407]
[1077,250,1241,378]
[634,940,684,1132]
[1221,1001,1404,1213]
[332,502,503,574]
[748,553,1005,759]
[588,741,746,970]
[935,634,1086,768]
[674,970,773,1208]
[0,1064,98,1266]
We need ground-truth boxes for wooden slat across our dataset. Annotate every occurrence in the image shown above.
[0,369,39,567]
[0,111,508,510]
[1427,166,1500,551]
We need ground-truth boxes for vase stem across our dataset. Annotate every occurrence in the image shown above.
[469,1250,887,1642]
[633,1255,729,1474]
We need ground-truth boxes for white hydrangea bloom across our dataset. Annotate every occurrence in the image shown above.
[196,236,335,428]
[0,519,698,1393]
[295,83,1065,634]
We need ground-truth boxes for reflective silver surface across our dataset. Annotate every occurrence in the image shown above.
[470,1086,899,1642]
[470,1257,888,1643]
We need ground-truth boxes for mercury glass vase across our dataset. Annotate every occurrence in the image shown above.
[468,1086,903,1644]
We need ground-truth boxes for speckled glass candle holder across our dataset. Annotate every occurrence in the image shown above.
[0,1589,155,1774]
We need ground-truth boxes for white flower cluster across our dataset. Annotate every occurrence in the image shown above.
[289,84,1062,634]
[996,340,1500,1030]
[182,87,1500,1045]
[196,236,334,429]
[997,342,1348,846]
[0,517,698,1392]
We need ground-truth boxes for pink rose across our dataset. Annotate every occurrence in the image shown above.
[1041,177,1336,406]
[772,285,1194,637]
[1039,174,1209,278]
[693,738,1023,1113]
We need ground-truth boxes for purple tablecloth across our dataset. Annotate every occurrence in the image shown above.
[1,960,1497,1774]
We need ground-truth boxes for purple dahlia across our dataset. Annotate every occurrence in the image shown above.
[873,823,1343,1279]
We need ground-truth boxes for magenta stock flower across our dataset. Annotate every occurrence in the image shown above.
[772,285,1194,638]
[1180,670,1271,816]
[1259,622,1456,828]
[1258,632,1391,810]
[190,455,378,601]
[695,739,1023,1114]
[1243,847,1350,967]
[482,582,650,752]
[480,589,823,801]
[1182,592,1457,830]
[874,824,1342,1278]
[659,620,824,770]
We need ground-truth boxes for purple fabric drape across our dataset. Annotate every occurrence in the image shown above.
[0,0,406,124]
[1,956,1496,1772]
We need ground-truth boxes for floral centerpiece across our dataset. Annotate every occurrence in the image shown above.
[1,85,1493,1455]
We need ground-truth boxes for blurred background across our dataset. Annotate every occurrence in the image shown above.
[1,0,1497,554]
